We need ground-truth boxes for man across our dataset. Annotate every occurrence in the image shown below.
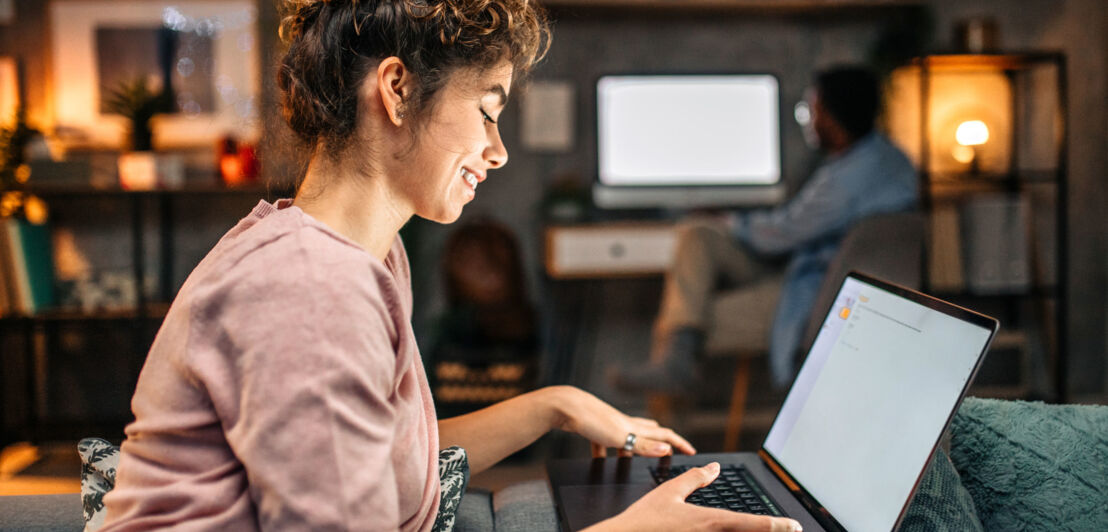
[612,66,918,393]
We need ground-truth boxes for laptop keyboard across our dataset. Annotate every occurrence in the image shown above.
[649,464,784,516]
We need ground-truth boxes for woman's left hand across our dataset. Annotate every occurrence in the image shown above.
[547,386,696,458]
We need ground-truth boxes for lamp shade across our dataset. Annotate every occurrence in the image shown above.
[886,65,1012,176]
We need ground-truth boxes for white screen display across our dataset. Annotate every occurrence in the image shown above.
[597,75,781,187]
[763,277,993,532]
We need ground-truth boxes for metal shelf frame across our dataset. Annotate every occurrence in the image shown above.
[914,51,1068,402]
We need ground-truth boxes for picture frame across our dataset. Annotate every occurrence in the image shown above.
[0,56,18,127]
[51,0,260,149]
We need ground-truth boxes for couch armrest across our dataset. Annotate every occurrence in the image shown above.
[950,397,1108,530]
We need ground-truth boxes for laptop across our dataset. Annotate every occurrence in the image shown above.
[548,271,998,532]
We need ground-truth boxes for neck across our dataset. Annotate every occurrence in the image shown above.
[826,132,857,156]
[293,152,412,261]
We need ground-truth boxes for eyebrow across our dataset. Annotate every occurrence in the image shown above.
[487,84,508,107]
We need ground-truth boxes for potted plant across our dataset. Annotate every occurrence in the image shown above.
[0,108,47,222]
[104,77,178,189]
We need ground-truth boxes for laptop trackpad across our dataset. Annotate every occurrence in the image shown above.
[558,483,654,531]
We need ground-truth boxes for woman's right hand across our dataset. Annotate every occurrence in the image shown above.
[587,463,803,532]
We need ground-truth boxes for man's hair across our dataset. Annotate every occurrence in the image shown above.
[815,66,880,140]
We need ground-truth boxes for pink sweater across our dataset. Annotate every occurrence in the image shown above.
[102,199,441,531]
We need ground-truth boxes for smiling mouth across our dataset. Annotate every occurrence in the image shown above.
[460,168,479,190]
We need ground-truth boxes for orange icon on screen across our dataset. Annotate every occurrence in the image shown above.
[839,307,851,319]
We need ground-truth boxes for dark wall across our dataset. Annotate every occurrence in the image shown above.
[406,1,1108,399]
[3,0,1105,398]
[409,6,893,393]
[922,0,1107,398]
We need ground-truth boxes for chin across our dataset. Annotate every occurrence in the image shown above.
[424,207,464,225]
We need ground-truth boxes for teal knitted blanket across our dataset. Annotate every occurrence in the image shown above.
[949,397,1108,531]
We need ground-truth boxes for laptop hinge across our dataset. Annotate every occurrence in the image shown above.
[759,449,847,532]
[758,449,799,491]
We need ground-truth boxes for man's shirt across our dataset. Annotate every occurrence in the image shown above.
[731,132,918,386]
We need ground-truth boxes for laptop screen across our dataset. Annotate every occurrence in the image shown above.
[763,274,995,532]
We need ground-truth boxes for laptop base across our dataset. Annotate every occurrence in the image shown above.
[548,453,827,532]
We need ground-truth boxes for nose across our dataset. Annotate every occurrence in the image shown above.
[485,127,508,169]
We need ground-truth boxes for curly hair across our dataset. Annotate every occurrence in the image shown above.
[277,0,550,157]
[815,66,879,140]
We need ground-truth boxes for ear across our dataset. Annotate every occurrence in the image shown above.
[376,57,410,126]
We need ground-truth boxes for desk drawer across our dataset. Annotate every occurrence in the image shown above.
[545,224,675,278]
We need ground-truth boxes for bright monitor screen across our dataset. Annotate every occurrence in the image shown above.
[594,74,783,208]
[763,275,995,532]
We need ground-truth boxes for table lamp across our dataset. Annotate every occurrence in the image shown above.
[953,119,990,175]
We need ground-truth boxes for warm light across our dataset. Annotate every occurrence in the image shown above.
[14,164,31,184]
[955,120,990,146]
[220,154,245,186]
[24,195,49,225]
[0,191,22,218]
[952,145,976,164]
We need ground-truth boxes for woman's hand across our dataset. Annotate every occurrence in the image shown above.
[547,386,696,457]
[590,463,803,532]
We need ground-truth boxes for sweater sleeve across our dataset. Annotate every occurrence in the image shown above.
[192,259,410,531]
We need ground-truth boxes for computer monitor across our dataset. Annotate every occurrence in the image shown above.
[594,73,785,209]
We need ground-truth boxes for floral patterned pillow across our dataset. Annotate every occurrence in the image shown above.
[77,438,120,532]
[77,439,469,531]
[434,446,470,532]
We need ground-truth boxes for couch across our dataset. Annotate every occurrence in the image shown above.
[0,397,1104,531]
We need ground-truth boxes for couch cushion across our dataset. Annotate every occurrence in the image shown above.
[454,489,494,532]
[899,448,984,532]
[0,493,84,531]
[77,438,119,532]
[493,479,558,532]
[949,397,1108,530]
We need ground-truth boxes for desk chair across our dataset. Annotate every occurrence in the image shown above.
[651,211,925,451]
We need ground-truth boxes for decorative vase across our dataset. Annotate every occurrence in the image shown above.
[117,151,158,190]
[117,152,184,190]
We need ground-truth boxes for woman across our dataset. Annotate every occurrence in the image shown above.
[103,1,803,530]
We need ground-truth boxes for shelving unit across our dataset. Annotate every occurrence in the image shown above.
[898,51,1068,401]
[0,184,286,445]
[542,0,920,11]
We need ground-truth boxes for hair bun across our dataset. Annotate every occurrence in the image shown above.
[279,0,332,42]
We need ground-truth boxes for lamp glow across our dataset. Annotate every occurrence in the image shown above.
[955,120,990,146]
[952,145,976,164]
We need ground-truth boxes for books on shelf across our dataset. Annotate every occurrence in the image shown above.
[961,194,1031,295]
[928,194,1033,295]
[928,203,964,292]
[927,193,1036,295]
[0,222,11,316]
[0,217,55,315]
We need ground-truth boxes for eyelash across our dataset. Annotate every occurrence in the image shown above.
[480,108,497,125]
